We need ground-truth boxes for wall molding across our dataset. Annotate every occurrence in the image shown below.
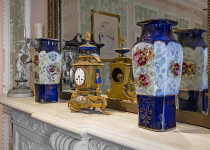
[3,0,11,91]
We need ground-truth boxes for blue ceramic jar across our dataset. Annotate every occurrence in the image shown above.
[31,39,62,103]
[175,29,208,113]
[132,19,183,131]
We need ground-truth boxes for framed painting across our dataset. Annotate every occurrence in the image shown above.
[91,10,120,59]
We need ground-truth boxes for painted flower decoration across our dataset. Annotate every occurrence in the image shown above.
[135,74,150,87]
[134,47,154,66]
[170,62,181,77]
[47,65,58,73]
[182,61,196,77]
[34,55,39,66]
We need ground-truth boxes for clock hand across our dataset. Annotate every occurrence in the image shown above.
[78,76,80,84]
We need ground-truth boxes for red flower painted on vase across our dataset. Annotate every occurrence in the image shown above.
[134,47,154,66]
[34,55,39,66]
[170,62,181,77]
[136,74,149,87]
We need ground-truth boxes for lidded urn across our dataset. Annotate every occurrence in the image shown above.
[132,18,183,131]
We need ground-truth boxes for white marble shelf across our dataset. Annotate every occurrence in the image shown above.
[1,94,210,150]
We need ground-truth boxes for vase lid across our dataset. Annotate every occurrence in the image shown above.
[137,18,178,26]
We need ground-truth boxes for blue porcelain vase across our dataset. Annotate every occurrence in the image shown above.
[31,39,62,103]
[132,19,183,131]
[174,29,208,113]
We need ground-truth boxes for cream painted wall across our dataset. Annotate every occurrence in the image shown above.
[0,0,3,96]
[0,0,3,147]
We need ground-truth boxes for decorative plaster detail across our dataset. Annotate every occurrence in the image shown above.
[49,132,128,150]
[88,139,127,150]
[49,132,79,150]
[19,134,45,150]
[2,111,12,150]
[11,109,54,136]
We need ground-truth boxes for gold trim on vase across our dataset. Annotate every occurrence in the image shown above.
[138,125,176,132]
[179,89,205,92]
[136,94,176,97]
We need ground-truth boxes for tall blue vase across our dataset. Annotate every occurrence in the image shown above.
[132,19,183,131]
[174,29,208,113]
[31,39,62,103]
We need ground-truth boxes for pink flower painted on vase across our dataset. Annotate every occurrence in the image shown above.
[134,47,154,67]
[170,62,181,77]
[47,65,56,73]
[136,74,150,88]
[134,51,140,61]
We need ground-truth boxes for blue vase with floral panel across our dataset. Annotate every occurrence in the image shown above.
[174,29,208,113]
[132,19,183,131]
[31,39,62,103]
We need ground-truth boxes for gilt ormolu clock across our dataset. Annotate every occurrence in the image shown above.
[67,32,109,115]
[106,37,136,101]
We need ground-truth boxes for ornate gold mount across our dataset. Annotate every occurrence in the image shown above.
[67,31,109,115]
[106,37,137,104]
[67,89,110,115]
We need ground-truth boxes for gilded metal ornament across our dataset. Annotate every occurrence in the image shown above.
[106,38,136,101]
[67,32,109,115]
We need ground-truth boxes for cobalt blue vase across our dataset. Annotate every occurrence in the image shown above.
[174,29,208,113]
[132,19,183,131]
[31,39,62,103]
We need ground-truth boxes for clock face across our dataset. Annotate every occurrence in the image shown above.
[112,68,123,83]
[74,67,86,86]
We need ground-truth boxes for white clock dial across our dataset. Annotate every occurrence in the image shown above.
[74,67,86,86]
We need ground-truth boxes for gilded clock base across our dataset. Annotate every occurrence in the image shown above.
[67,90,110,115]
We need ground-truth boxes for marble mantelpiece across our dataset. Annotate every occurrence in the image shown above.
[0,94,210,150]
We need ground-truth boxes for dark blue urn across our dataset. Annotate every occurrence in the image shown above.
[132,18,183,131]
[31,39,62,103]
[174,29,208,113]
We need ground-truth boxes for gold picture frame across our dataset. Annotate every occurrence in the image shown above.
[91,10,120,59]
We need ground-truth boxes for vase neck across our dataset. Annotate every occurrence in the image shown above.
[38,39,59,52]
[136,19,178,44]
[175,30,206,49]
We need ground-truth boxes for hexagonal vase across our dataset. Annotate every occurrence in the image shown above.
[175,29,208,113]
[132,19,183,131]
[31,39,62,103]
